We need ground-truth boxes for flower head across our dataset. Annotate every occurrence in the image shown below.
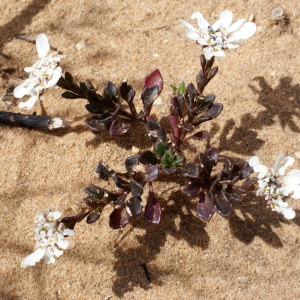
[22,210,74,267]
[180,10,256,60]
[14,33,62,110]
[249,154,300,219]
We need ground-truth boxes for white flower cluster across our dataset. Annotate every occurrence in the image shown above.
[249,154,300,219]
[22,210,74,267]
[14,33,62,110]
[180,10,256,60]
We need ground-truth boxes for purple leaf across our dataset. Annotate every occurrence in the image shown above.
[130,180,144,197]
[183,130,209,142]
[214,195,232,217]
[85,113,114,133]
[86,211,101,224]
[205,147,218,165]
[192,103,223,125]
[182,181,200,198]
[171,95,184,119]
[145,186,161,224]
[180,162,199,178]
[141,165,159,182]
[126,196,143,217]
[146,119,166,143]
[125,156,139,177]
[143,69,164,95]
[199,153,213,177]
[167,115,180,144]
[109,207,130,229]
[196,192,215,221]
[109,118,131,136]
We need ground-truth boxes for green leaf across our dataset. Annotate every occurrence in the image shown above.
[155,142,169,158]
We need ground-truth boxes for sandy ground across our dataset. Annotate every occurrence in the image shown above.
[1,0,300,299]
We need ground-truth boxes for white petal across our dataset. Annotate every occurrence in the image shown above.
[281,185,300,199]
[227,18,246,32]
[220,10,233,29]
[180,19,196,30]
[53,247,64,257]
[233,22,256,43]
[36,33,50,58]
[197,37,208,45]
[191,12,204,27]
[227,43,240,49]
[57,238,69,250]
[248,156,268,174]
[213,49,226,57]
[274,154,286,172]
[24,67,34,73]
[212,20,221,31]
[199,18,210,29]
[21,248,46,267]
[278,156,295,175]
[283,169,300,185]
[14,85,29,98]
[63,228,75,236]
[203,47,213,60]
[186,29,201,41]
[52,211,62,220]
[18,96,39,110]
[274,206,295,219]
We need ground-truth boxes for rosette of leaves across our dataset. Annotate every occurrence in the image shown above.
[62,153,163,230]
[57,69,164,137]
[182,148,254,221]
[169,55,223,149]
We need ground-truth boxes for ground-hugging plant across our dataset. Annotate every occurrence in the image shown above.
[14,9,300,267]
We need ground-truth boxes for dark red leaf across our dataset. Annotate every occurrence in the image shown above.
[143,69,164,95]
[182,181,200,198]
[183,130,209,142]
[196,192,215,221]
[145,187,161,224]
[109,207,130,229]
[109,118,131,136]
[167,115,180,143]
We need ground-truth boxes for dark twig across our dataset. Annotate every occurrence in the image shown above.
[140,263,152,284]
[0,111,71,130]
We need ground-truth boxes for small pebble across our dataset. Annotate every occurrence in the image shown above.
[76,40,86,50]
[132,146,140,154]
[271,7,285,22]
[153,96,163,105]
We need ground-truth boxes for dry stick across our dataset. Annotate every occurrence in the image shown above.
[0,111,71,130]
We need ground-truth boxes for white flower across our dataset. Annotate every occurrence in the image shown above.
[249,154,300,219]
[22,210,74,267]
[14,33,62,110]
[180,10,256,60]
